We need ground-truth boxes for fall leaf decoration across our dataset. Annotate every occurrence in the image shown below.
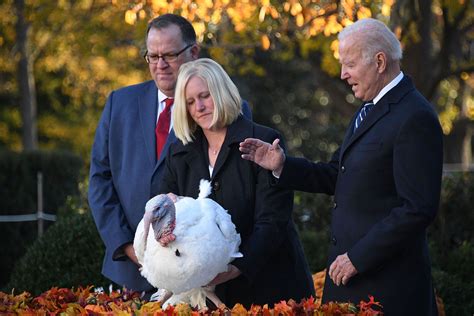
[0,286,383,315]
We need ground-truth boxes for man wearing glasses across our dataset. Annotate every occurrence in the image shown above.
[89,14,251,296]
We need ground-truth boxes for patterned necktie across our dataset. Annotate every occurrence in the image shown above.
[156,98,173,159]
[354,101,375,131]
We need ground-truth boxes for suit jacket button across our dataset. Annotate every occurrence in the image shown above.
[341,165,345,172]
[331,236,337,245]
[213,181,220,191]
[334,202,337,209]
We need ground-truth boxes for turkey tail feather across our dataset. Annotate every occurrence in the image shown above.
[198,179,212,199]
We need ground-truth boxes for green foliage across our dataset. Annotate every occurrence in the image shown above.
[430,238,474,315]
[0,150,82,213]
[4,212,108,296]
[292,192,333,272]
[429,172,474,315]
[0,0,149,158]
[0,150,82,289]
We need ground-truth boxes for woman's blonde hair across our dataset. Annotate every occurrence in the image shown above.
[173,58,242,144]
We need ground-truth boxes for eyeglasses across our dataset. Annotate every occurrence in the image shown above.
[144,44,193,64]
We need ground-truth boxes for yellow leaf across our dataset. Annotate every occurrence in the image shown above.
[259,6,267,22]
[261,34,271,50]
[296,13,304,27]
[290,2,303,16]
[192,22,206,39]
[331,39,339,59]
[270,6,280,19]
[356,6,372,20]
[124,10,136,25]
[324,16,343,36]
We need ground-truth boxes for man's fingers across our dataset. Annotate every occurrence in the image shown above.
[342,275,349,285]
[271,138,280,150]
[329,260,337,279]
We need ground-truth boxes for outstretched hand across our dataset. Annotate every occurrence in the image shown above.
[239,138,286,176]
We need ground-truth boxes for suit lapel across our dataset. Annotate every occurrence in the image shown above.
[138,81,158,166]
[340,76,415,159]
[157,130,177,166]
[340,101,390,158]
[181,134,212,181]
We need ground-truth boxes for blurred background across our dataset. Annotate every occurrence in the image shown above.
[0,0,473,314]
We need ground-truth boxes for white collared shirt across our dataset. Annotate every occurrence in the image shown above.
[372,71,404,105]
[157,89,174,132]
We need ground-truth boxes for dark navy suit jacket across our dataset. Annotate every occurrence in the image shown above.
[88,80,251,291]
[277,76,442,315]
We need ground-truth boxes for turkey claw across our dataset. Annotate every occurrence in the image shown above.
[150,288,173,304]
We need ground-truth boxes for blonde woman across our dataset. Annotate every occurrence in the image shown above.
[150,58,314,308]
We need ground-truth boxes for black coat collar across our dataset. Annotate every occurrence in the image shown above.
[170,115,253,178]
[340,76,416,159]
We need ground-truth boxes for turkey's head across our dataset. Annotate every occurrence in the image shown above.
[144,194,177,247]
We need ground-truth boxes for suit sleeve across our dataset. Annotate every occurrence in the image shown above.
[152,145,179,196]
[348,110,443,273]
[241,100,253,121]
[88,92,134,260]
[231,132,294,281]
[277,149,340,195]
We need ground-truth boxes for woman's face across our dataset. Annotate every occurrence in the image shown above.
[185,76,215,130]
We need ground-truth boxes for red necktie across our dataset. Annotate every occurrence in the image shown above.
[156,98,173,159]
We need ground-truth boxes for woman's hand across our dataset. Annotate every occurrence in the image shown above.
[207,264,241,286]
[166,192,180,203]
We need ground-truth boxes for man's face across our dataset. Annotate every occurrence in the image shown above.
[146,24,198,97]
[339,38,382,102]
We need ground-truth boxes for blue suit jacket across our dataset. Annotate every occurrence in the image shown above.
[89,80,251,291]
[277,76,442,315]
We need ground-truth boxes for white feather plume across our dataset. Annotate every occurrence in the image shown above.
[134,178,242,308]
[198,179,212,199]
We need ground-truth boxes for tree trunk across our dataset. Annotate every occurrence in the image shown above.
[461,82,473,170]
[15,0,38,150]
[390,0,434,98]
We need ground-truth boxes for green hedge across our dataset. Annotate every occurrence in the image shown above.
[0,150,82,214]
[4,212,109,295]
[0,150,83,289]
[429,173,474,315]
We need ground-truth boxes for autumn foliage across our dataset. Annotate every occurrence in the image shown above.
[0,286,383,315]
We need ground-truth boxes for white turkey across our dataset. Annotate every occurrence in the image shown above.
[133,179,242,309]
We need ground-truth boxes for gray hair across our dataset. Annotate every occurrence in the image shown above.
[338,18,402,64]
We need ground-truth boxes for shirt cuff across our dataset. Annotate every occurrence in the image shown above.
[272,170,281,179]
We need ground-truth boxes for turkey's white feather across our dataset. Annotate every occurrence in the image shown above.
[133,179,242,307]
[198,179,212,200]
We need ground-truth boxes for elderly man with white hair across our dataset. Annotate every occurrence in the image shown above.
[240,18,442,315]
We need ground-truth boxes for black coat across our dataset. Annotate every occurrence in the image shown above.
[151,115,315,308]
[278,76,442,315]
